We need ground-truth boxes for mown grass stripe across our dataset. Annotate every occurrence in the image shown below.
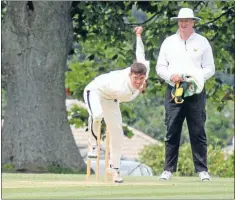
[2,173,234,199]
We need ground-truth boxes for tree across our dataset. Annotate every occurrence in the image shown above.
[66,1,234,146]
[68,1,234,103]
[2,1,234,172]
[2,2,86,172]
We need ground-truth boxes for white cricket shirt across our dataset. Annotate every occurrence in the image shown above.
[156,30,215,86]
[86,36,150,102]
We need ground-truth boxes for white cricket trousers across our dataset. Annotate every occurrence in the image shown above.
[83,88,124,169]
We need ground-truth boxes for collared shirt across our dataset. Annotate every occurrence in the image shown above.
[156,30,215,86]
[85,36,150,102]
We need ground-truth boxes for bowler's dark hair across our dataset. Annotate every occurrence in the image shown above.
[130,62,147,75]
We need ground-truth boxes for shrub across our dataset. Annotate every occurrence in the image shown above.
[48,163,85,174]
[208,145,234,177]
[138,143,234,177]
[138,143,165,176]
[2,163,15,172]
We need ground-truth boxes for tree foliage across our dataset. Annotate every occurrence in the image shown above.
[66,1,234,147]
[67,1,234,102]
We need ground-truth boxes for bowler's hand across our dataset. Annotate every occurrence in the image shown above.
[139,81,147,93]
[170,74,184,84]
[134,26,143,35]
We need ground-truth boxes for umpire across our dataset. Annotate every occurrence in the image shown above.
[156,8,215,181]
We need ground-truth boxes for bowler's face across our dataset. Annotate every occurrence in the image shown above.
[129,73,146,89]
[178,19,195,33]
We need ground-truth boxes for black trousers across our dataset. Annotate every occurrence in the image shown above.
[164,84,208,173]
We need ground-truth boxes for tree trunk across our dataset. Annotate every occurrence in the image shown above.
[2,1,86,172]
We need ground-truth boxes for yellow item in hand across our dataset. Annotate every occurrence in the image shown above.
[171,82,184,104]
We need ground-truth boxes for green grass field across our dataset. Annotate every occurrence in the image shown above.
[2,173,234,199]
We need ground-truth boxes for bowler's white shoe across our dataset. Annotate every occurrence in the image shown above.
[159,170,172,180]
[87,145,97,159]
[198,171,211,181]
[107,165,123,183]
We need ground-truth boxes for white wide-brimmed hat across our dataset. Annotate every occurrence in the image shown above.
[171,8,201,21]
